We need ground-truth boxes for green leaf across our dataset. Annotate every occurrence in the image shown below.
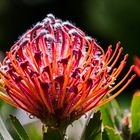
[24,123,42,140]
[110,99,123,118]
[10,115,30,140]
[82,111,102,140]
[0,100,4,109]
[0,116,13,140]
[102,126,123,140]
[99,103,114,128]
[98,99,123,130]
[109,99,123,130]
[131,91,140,140]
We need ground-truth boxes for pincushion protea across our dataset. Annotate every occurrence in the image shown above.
[0,14,135,129]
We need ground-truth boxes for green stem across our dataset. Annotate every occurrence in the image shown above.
[42,125,66,140]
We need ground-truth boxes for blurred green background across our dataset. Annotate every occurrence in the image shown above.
[0,0,140,119]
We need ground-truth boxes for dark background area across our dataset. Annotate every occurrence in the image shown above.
[0,0,140,107]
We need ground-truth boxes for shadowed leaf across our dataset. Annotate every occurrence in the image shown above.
[10,115,30,140]
[43,126,63,140]
[82,111,102,140]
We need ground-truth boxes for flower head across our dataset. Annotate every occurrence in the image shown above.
[0,14,135,128]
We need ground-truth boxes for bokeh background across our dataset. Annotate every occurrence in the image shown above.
[0,0,140,139]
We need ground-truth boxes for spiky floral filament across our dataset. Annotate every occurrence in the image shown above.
[0,14,135,125]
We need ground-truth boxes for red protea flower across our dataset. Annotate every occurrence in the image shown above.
[134,56,140,77]
[0,14,135,129]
